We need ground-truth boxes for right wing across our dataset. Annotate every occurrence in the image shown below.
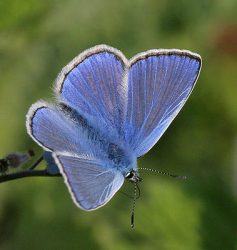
[54,154,124,210]
[124,50,201,157]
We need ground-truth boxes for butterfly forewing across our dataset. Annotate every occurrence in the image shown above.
[124,51,201,157]
[55,45,128,137]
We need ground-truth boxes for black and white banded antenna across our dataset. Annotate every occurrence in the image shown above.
[131,182,140,229]
[138,167,187,180]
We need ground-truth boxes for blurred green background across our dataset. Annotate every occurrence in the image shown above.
[0,0,237,249]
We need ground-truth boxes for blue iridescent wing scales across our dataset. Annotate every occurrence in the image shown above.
[54,154,124,210]
[55,45,128,137]
[26,101,103,157]
[124,50,201,157]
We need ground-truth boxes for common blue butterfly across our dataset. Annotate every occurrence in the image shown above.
[26,45,201,221]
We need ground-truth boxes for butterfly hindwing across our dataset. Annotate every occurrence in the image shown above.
[124,50,201,157]
[27,101,89,155]
[54,154,124,210]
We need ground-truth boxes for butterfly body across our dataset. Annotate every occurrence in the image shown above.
[58,102,137,176]
[26,45,201,211]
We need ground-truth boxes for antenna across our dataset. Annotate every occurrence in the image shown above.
[131,182,140,229]
[138,167,187,180]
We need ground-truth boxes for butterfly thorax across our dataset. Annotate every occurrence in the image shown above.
[107,142,137,175]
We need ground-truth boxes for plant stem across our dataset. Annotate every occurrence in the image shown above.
[0,169,61,183]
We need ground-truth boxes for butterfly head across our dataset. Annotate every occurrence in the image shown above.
[125,170,142,183]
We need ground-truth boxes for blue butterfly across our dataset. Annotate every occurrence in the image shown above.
[26,45,201,213]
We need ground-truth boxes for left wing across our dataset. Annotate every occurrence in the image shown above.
[54,154,124,210]
[124,50,201,157]
[26,101,91,155]
[54,45,128,137]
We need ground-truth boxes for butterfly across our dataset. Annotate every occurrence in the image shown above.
[26,45,201,215]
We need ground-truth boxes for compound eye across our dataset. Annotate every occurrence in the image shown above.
[125,171,134,179]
